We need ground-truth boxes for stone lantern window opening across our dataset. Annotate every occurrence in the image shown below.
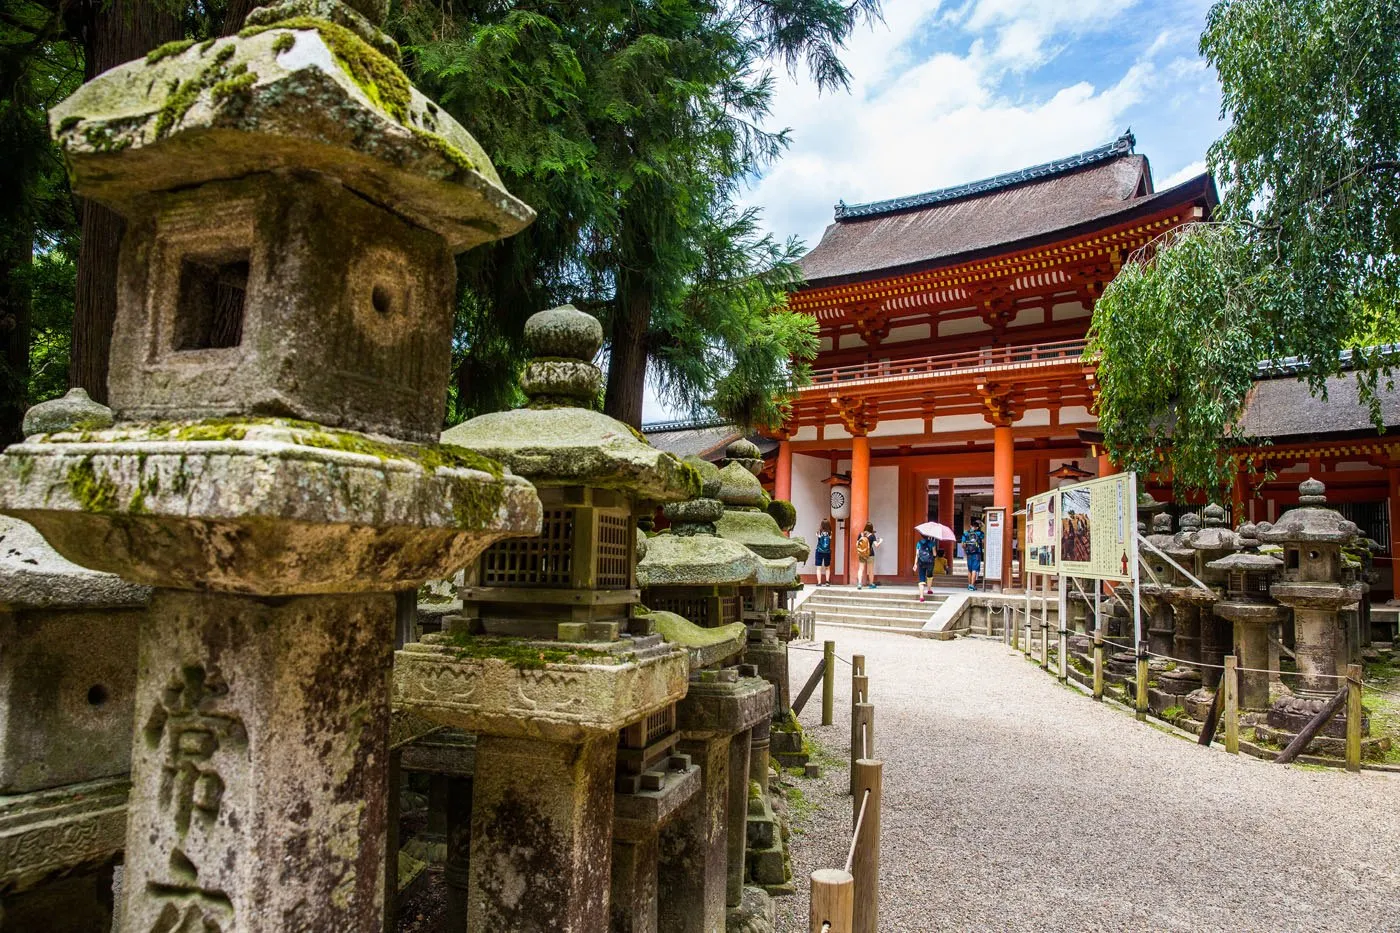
[472,486,636,596]
[1285,547,1300,572]
[175,250,248,351]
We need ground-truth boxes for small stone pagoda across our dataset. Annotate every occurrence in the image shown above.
[394,305,700,932]
[0,510,150,931]
[1138,511,1178,661]
[1155,512,1210,705]
[0,4,543,928]
[1257,480,1374,753]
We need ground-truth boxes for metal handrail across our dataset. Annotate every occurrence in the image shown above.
[806,337,1092,387]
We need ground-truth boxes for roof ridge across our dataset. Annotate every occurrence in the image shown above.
[833,130,1137,222]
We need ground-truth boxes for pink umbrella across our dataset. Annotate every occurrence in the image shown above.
[914,521,955,540]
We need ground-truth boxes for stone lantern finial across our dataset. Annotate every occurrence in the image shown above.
[519,305,604,407]
[20,388,113,437]
[1298,477,1327,505]
[1151,512,1172,534]
[1202,503,1226,528]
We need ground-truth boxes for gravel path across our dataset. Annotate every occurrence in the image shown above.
[775,625,1400,933]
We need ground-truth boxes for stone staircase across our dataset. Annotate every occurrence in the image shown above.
[798,586,947,632]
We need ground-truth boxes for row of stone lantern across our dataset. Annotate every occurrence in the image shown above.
[1124,481,1381,756]
[0,2,810,929]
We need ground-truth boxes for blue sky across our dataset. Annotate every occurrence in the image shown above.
[642,0,1225,423]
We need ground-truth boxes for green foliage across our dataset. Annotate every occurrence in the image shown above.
[393,0,869,429]
[1091,0,1400,495]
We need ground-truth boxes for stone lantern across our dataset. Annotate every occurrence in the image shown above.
[0,514,150,931]
[1206,523,1287,710]
[1175,505,1235,721]
[394,305,699,932]
[0,5,544,929]
[1155,512,1209,704]
[1138,512,1177,661]
[1258,479,1368,749]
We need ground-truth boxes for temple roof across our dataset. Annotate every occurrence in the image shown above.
[799,133,1216,286]
[1235,373,1400,440]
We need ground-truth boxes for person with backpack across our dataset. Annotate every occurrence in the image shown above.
[813,518,833,586]
[961,518,985,591]
[912,533,938,602]
[855,522,881,589]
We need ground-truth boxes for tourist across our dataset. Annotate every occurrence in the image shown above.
[813,518,833,586]
[912,533,938,602]
[855,522,881,589]
[961,518,984,591]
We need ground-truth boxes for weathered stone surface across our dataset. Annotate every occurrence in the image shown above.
[121,590,393,933]
[525,304,604,359]
[0,420,540,594]
[676,677,772,738]
[0,776,128,894]
[682,456,722,498]
[0,516,150,611]
[638,534,759,589]
[649,611,747,670]
[614,762,701,839]
[244,0,397,56]
[394,635,689,742]
[662,498,726,526]
[443,407,699,501]
[51,29,532,252]
[20,388,112,439]
[469,735,615,933]
[659,737,730,933]
[715,463,763,508]
[713,510,808,562]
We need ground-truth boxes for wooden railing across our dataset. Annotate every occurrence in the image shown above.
[806,337,1091,388]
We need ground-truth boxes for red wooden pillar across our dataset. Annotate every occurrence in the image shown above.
[939,477,956,565]
[775,439,792,503]
[1389,467,1400,594]
[993,425,1014,586]
[1096,448,1114,478]
[849,435,870,582]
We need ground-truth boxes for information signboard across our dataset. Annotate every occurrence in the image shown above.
[983,508,1005,582]
[1022,473,1138,582]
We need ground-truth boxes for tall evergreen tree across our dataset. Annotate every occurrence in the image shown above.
[395,0,874,428]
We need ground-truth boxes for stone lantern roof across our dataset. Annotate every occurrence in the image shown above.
[1258,479,1359,544]
[49,0,532,252]
[710,458,808,564]
[1186,503,1236,551]
[443,306,698,502]
[0,516,151,610]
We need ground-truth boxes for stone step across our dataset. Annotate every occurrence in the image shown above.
[802,586,928,602]
[801,595,946,613]
[804,601,939,620]
[812,612,930,630]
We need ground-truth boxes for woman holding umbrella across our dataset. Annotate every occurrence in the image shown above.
[912,521,955,602]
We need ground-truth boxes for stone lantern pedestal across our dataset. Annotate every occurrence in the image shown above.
[1207,524,1286,712]
[2,4,542,928]
[0,515,150,931]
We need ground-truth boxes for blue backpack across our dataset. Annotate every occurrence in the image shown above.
[916,538,935,563]
[816,531,831,555]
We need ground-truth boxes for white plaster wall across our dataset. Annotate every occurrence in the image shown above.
[867,465,900,577]
[1006,308,1044,329]
[791,425,817,442]
[938,315,991,337]
[1052,300,1091,321]
[931,413,989,434]
[826,423,852,441]
[1059,406,1096,424]
[791,453,829,575]
[870,417,925,438]
[838,333,865,350]
[885,323,931,344]
[1017,408,1050,427]
[819,336,833,352]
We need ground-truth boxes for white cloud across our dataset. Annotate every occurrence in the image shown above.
[1158,159,1207,190]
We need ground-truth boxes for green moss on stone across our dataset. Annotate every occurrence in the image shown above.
[199,37,218,53]
[211,67,257,105]
[57,115,81,133]
[272,32,296,54]
[1160,705,1185,720]
[409,127,475,172]
[238,17,411,123]
[443,632,618,670]
[154,44,239,139]
[66,458,120,513]
[82,125,131,153]
[146,39,195,64]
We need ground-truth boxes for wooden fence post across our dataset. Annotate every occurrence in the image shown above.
[1347,663,1363,773]
[1135,641,1149,722]
[822,640,836,726]
[810,869,853,933]
[849,703,874,795]
[851,760,882,933]
[852,654,865,677]
[1223,655,1239,754]
[1092,627,1105,701]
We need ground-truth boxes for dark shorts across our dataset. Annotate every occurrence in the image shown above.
[814,551,831,567]
[917,561,935,584]
[966,554,983,573]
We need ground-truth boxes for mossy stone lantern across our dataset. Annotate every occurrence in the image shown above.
[1206,523,1286,710]
[1259,480,1368,747]
[1156,512,1209,701]
[0,2,543,928]
[1138,512,1177,662]
[395,305,700,933]
[1181,505,1236,714]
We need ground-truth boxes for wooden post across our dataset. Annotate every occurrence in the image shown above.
[1223,656,1239,754]
[1275,688,1346,763]
[851,760,882,933]
[810,869,854,933]
[852,654,865,677]
[1346,663,1363,773]
[849,703,874,795]
[1135,641,1149,722]
[1057,574,1068,683]
[1198,681,1225,746]
[792,657,827,717]
[822,640,836,726]
[1092,627,1105,701]
[851,674,868,708]
[848,677,867,793]
[1010,605,1019,651]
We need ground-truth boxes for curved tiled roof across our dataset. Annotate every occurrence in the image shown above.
[799,134,1216,287]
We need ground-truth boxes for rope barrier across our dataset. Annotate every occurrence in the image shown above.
[844,788,872,875]
[1063,635,1355,678]
[790,644,853,666]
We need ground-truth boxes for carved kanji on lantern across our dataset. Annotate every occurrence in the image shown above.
[848,302,890,346]
[832,397,878,436]
[977,383,1022,427]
